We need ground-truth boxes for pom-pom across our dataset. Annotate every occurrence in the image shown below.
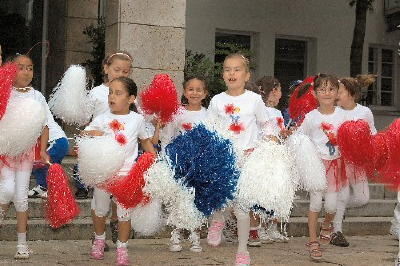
[288,76,318,125]
[49,65,91,126]
[100,152,156,209]
[131,199,166,236]
[165,124,240,216]
[337,120,373,167]
[0,97,46,156]
[286,133,327,192]
[45,164,80,228]
[77,136,126,186]
[0,63,18,120]
[371,133,389,171]
[237,141,295,220]
[139,74,179,124]
[143,159,204,231]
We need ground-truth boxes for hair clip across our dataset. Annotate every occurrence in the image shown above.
[108,52,132,63]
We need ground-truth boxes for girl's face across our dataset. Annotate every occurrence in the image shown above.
[104,58,132,83]
[223,57,250,91]
[14,56,33,88]
[315,81,338,107]
[108,80,135,115]
[267,85,282,107]
[183,79,207,107]
[336,83,354,107]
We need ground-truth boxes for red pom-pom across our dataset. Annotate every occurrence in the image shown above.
[182,122,193,131]
[229,122,245,134]
[288,76,318,125]
[45,164,80,228]
[140,74,179,124]
[109,119,124,132]
[115,133,128,146]
[0,63,18,120]
[371,133,389,171]
[101,152,156,209]
[337,120,373,168]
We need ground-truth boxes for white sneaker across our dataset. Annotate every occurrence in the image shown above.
[169,229,182,252]
[268,224,289,243]
[28,185,47,198]
[14,244,30,259]
[189,231,202,252]
[259,227,273,244]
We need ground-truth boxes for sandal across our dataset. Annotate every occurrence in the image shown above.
[319,223,333,244]
[306,241,322,261]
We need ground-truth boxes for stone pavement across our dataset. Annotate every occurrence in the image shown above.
[0,235,398,266]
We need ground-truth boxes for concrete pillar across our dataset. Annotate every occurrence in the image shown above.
[105,0,186,93]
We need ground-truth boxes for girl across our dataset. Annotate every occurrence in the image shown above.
[0,54,50,259]
[207,53,269,266]
[156,76,208,253]
[332,76,377,247]
[83,77,155,265]
[298,74,347,261]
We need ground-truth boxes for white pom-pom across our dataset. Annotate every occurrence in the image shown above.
[77,136,125,186]
[49,65,91,126]
[237,140,295,221]
[144,159,204,231]
[286,133,327,192]
[131,198,166,236]
[0,97,46,156]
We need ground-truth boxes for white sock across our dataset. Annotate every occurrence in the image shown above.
[117,240,128,248]
[17,232,27,245]
[235,208,250,253]
[94,232,106,240]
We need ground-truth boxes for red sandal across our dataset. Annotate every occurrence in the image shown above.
[319,223,333,244]
[306,241,322,261]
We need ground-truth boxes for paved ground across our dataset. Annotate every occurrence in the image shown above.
[0,235,398,266]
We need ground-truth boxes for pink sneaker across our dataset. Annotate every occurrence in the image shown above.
[116,246,130,266]
[90,239,105,260]
[207,220,224,246]
[235,251,250,266]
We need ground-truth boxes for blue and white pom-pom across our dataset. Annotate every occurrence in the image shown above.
[237,140,295,221]
[165,124,240,216]
[77,136,126,187]
[131,198,166,236]
[0,97,46,156]
[49,65,91,126]
[286,133,327,192]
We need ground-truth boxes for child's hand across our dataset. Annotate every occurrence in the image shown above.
[82,130,104,136]
[40,150,51,164]
[279,129,293,139]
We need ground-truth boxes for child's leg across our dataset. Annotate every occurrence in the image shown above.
[320,191,338,244]
[0,166,16,219]
[31,166,48,189]
[308,191,323,242]
[110,201,119,243]
[115,205,132,265]
[91,188,111,236]
[234,207,250,253]
[347,181,369,208]
[333,186,349,233]
[207,209,227,246]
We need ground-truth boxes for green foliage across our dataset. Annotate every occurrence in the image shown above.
[82,19,105,86]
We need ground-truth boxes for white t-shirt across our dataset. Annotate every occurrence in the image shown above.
[298,107,346,160]
[11,88,67,142]
[89,84,109,119]
[341,104,377,134]
[85,111,149,175]
[208,90,269,150]
[161,106,208,148]
[262,107,283,136]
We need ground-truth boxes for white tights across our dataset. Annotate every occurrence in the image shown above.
[309,190,338,214]
[91,187,131,221]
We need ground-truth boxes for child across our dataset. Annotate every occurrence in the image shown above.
[83,77,155,265]
[298,74,347,261]
[28,119,69,198]
[207,53,269,266]
[157,76,208,252]
[0,54,50,259]
[332,76,377,246]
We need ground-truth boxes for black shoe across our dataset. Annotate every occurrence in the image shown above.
[330,231,349,247]
[75,188,88,199]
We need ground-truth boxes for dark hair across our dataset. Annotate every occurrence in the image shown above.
[313,73,339,92]
[111,77,138,112]
[5,53,33,64]
[244,81,258,93]
[103,51,133,82]
[255,76,280,102]
[339,74,376,103]
[181,76,208,105]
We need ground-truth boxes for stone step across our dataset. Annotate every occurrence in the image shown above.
[0,216,392,241]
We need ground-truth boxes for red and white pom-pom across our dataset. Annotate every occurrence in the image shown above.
[130,198,166,236]
[371,133,389,171]
[139,74,179,124]
[100,152,156,209]
[337,120,373,168]
[0,63,18,120]
[45,164,80,228]
[288,76,318,125]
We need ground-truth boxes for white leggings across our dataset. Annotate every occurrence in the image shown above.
[91,187,131,221]
[0,160,33,212]
[309,190,338,214]
[210,206,249,253]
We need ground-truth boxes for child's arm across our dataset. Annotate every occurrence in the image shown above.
[80,130,104,137]
[40,126,50,163]
[150,118,162,145]
[140,138,156,154]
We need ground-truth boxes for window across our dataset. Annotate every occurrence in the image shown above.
[214,31,252,65]
[274,38,307,90]
[367,47,396,107]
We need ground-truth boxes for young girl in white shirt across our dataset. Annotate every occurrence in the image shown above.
[207,53,269,266]
[331,76,377,247]
[83,77,155,265]
[298,74,347,261]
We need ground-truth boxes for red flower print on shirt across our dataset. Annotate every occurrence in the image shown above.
[321,122,334,131]
[109,119,125,132]
[182,123,193,131]
[225,104,236,115]
[276,117,284,130]
[229,122,245,134]
[115,133,128,146]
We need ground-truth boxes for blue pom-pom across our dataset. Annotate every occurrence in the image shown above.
[165,124,239,216]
